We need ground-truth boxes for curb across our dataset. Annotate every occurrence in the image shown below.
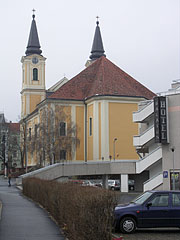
[0,201,2,220]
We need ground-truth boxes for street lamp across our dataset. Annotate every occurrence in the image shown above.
[171,147,175,190]
[113,138,117,161]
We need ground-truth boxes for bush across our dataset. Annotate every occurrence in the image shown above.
[23,178,117,240]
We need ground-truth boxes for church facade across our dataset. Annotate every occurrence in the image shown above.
[21,14,155,167]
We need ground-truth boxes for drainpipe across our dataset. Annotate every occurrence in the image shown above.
[84,102,87,162]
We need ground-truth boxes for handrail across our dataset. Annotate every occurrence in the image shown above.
[143,172,162,185]
[139,146,162,162]
[133,100,153,114]
[134,124,154,138]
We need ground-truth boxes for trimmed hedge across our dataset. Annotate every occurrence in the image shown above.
[22,178,117,240]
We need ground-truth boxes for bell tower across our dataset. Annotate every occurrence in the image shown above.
[21,12,46,119]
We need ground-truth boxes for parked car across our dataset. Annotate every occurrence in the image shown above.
[108,179,134,191]
[108,180,120,191]
[82,180,94,186]
[93,180,102,188]
[114,190,180,233]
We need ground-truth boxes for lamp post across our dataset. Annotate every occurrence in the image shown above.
[113,138,117,161]
[171,147,175,190]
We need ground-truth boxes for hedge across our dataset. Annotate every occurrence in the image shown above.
[22,178,117,240]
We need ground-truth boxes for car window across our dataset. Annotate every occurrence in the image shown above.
[108,181,114,184]
[150,194,169,207]
[172,193,180,206]
[132,191,153,204]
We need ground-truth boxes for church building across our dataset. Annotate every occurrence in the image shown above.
[21,14,155,168]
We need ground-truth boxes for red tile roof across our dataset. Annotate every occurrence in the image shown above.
[49,56,155,101]
[9,123,20,132]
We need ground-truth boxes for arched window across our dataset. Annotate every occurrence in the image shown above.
[60,150,66,160]
[33,68,38,81]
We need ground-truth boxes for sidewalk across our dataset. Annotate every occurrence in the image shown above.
[0,176,65,240]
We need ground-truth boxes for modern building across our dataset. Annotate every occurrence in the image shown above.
[133,81,180,191]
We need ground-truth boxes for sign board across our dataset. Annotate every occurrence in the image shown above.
[163,171,168,178]
[154,96,168,144]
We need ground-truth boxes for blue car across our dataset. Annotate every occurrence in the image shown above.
[114,190,180,233]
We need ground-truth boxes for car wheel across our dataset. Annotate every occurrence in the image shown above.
[120,217,136,233]
[111,187,115,191]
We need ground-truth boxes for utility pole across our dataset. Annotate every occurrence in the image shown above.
[171,147,175,190]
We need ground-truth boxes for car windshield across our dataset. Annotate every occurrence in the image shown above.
[131,191,153,204]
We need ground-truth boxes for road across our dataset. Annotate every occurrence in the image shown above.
[113,228,180,240]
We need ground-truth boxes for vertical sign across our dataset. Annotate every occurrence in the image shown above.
[154,97,160,143]
[154,96,168,144]
[159,97,168,143]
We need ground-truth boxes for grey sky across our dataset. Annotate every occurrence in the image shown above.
[0,0,179,121]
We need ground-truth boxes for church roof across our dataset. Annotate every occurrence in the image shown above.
[25,14,42,56]
[8,123,20,132]
[49,56,155,101]
[89,20,106,60]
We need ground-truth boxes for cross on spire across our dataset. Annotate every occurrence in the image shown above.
[89,16,106,60]
[32,9,36,19]
[26,9,42,56]
[96,16,99,25]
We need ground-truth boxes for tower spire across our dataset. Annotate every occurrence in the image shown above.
[89,17,106,60]
[25,10,42,56]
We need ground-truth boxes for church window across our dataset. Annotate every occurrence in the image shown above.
[89,117,92,136]
[33,68,38,81]
[35,124,38,138]
[60,122,66,136]
[29,128,31,140]
[60,150,66,160]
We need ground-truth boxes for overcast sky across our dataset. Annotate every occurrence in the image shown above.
[0,0,179,122]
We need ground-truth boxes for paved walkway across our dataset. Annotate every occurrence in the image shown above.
[0,176,65,240]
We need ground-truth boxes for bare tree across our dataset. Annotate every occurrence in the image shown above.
[0,122,8,170]
[19,120,27,169]
[28,105,80,166]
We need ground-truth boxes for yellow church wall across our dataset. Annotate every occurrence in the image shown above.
[55,105,72,160]
[32,115,39,165]
[76,106,84,160]
[109,102,138,160]
[87,104,93,160]
[30,95,42,113]
[99,102,101,160]
[25,114,39,166]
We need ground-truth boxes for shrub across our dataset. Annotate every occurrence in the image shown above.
[23,178,117,240]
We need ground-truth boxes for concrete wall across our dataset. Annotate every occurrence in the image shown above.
[162,94,180,190]
[21,161,137,181]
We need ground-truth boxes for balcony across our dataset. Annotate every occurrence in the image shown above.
[136,146,162,174]
[143,172,163,191]
[133,126,154,147]
[133,100,154,123]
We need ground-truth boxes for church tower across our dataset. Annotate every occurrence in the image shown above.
[21,12,46,119]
